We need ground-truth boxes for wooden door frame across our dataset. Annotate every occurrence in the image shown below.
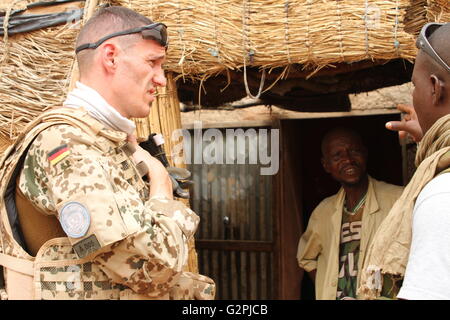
[273,119,304,300]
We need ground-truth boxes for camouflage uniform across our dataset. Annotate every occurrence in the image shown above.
[0,107,215,300]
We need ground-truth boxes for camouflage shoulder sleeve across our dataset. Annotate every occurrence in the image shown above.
[19,124,97,214]
[169,271,216,300]
[19,124,133,253]
[147,196,200,240]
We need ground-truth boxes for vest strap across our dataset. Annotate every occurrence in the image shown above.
[0,253,34,276]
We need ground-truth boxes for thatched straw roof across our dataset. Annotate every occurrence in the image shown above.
[110,0,448,79]
[0,0,449,147]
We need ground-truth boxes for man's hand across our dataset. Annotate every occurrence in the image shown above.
[127,135,173,200]
[385,104,423,143]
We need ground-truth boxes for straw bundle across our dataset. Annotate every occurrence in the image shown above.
[404,0,450,36]
[0,134,12,155]
[426,0,450,23]
[0,0,28,12]
[404,0,427,35]
[0,23,79,141]
[111,0,418,78]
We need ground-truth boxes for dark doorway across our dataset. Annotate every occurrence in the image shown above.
[279,113,404,300]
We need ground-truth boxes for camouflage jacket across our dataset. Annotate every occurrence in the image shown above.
[0,107,215,300]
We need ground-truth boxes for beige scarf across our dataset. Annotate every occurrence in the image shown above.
[358,114,450,299]
[63,81,136,135]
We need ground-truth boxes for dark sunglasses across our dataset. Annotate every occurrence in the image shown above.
[416,22,450,73]
[75,22,168,54]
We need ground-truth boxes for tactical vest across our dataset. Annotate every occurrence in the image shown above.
[0,107,158,300]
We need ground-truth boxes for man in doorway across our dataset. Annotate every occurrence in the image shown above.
[297,127,403,300]
[359,22,450,300]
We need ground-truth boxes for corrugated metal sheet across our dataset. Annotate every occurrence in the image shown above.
[187,128,274,299]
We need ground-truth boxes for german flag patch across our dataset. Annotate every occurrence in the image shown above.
[48,144,71,165]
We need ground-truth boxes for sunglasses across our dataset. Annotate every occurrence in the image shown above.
[416,22,450,73]
[75,22,168,54]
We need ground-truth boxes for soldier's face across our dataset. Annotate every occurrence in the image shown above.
[114,38,167,118]
[322,133,367,186]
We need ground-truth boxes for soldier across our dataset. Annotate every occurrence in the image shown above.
[0,6,215,300]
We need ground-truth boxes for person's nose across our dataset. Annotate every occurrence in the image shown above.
[153,67,167,87]
[341,149,354,164]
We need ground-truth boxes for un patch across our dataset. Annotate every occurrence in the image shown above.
[60,201,90,238]
[73,234,101,259]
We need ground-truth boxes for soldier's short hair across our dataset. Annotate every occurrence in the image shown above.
[75,6,152,72]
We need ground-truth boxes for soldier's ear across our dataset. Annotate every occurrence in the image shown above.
[100,43,118,73]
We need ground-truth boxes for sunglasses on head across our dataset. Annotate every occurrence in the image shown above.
[75,22,168,54]
[416,22,450,73]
